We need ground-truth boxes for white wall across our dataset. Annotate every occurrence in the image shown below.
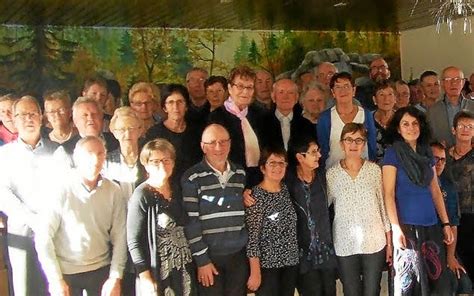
[400,16,474,80]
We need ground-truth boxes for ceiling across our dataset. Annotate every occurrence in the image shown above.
[0,0,454,32]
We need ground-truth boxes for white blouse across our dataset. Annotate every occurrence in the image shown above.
[326,161,390,256]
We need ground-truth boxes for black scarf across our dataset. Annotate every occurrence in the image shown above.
[393,140,433,187]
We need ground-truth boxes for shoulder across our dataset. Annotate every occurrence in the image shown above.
[181,161,210,182]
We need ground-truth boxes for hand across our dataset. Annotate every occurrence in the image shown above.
[198,263,219,287]
[243,189,255,207]
[247,271,261,291]
[442,226,454,245]
[101,278,121,296]
[50,279,70,296]
[392,226,406,250]
[139,271,158,296]
[447,256,467,279]
[386,245,393,266]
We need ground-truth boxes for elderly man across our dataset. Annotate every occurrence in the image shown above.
[427,66,474,147]
[252,69,273,110]
[0,96,60,296]
[315,62,337,88]
[418,71,441,112]
[35,136,127,296]
[182,124,248,296]
[185,67,210,126]
[356,57,391,111]
[63,97,118,155]
[261,79,316,152]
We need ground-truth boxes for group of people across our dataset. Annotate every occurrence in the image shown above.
[0,59,472,296]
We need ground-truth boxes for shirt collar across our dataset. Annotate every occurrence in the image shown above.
[205,159,231,176]
[275,109,293,122]
[18,136,43,151]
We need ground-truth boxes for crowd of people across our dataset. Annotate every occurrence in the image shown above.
[0,58,473,296]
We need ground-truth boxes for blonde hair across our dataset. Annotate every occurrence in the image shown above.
[140,138,176,166]
[109,106,143,131]
[128,82,158,103]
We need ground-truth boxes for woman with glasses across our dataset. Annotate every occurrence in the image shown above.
[372,81,397,163]
[317,72,377,169]
[286,137,337,296]
[382,106,454,295]
[326,123,391,296]
[145,84,202,184]
[246,147,299,296]
[128,82,160,134]
[43,90,77,145]
[127,139,197,296]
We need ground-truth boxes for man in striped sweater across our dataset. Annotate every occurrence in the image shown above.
[182,123,249,296]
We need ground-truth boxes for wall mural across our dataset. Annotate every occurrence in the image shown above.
[0,25,400,103]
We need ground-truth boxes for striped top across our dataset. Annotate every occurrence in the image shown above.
[181,159,248,267]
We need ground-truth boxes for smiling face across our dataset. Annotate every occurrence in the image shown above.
[13,99,42,137]
[272,79,298,115]
[130,91,156,121]
[453,117,474,143]
[340,130,366,158]
[420,75,441,101]
[331,77,356,105]
[261,153,287,183]
[201,124,231,168]
[111,115,143,146]
[228,76,255,110]
[374,86,396,112]
[0,99,16,131]
[83,83,108,108]
[296,142,321,171]
[369,58,390,82]
[442,67,465,99]
[398,113,420,146]
[145,149,175,183]
[44,99,72,130]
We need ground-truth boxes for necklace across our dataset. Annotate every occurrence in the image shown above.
[453,146,471,159]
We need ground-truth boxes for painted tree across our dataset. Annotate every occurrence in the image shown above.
[233,33,251,65]
[247,39,261,65]
[187,28,228,75]
[118,30,135,66]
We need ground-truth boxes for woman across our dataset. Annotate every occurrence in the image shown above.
[372,80,396,162]
[246,148,299,296]
[317,72,377,169]
[127,139,196,296]
[286,138,337,296]
[326,123,391,296]
[205,75,228,112]
[144,84,202,183]
[43,90,77,145]
[0,94,18,145]
[382,106,454,295]
[299,82,327,132]
[128,82,160,134]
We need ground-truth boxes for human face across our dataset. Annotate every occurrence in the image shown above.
[186,70,207,100]
[331,78,355,105]
[374,87,396,112]
[145,150,175,182]
[442,68,465,99]
[228,76,254,110]
[130,92,155,121]
[83,84,108,108]
[453,117,474,142]
[297,143,321,170]
[0,100,15,130]
[75,139,106,181]
[302,89,326,116]
[420,75,441,101]
[255,71,273,101]
[272,79,298,115]
[316,63,337,86]
[73,103,103,137]
[201,125,231,168]
[398,113,420,146]
[409,84,424,105]
[261,154,287,183]
[13,99,42,137]
[431,146,446,177]
[340,130,366,158]
[369,59,390,82]
[111,116,143,146]
[206,82,226,110]
[163,93,187,122]
[395,84,410,109]
[44,99,71,130]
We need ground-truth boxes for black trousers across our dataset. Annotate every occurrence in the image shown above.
[256,265,298,296]
[63,265,109,296]
[297,268,336,296]
[458,213,474,281]
[198,250,248,296]
[337,249,386,296]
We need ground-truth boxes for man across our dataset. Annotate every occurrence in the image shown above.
[0,96,60,296]
[185,67,210,127]
[0,94,18,145]
[418,70,441,112]
[63,97,118,155]
[315,61,337,88]
[253,69,273,110]
[35,136,127,296]
[182,124,248,296]
[427,66,474,147]
[82,76,112,132]
[261,79,316,152]
[408,79,424,106]
[394,80,411,109]
[355,57,391,111]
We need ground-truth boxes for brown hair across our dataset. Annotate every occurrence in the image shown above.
[140,138,176,166]
[340,123,367,141]
[228,66,256,85]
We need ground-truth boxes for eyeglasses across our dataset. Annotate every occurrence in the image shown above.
[434,156,446,164]
[14,112,40,119]
[442,77,463,84]
[232,83,254,92]
[456,123,473,130]
[45,108,68,116]
[342,137,366,145]
[114,127,140,134]
[266,161,288,168]
[202,138,231,147]
[131,101,154,107]
[333,84,352,91]
[148,158,173,166]
[187,78,205,84]
[301,148,321,156]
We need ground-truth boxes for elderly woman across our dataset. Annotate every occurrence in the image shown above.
[205,75,228,112]
[246,147,299,296]
[372,81,396,162]
[127,139,196,296]
[0,93,18,145]
[382,106,454,295]
[300,82,327,131]
[129,82,160,134]
[327,123,391,296]
[144,84,202,183]
[317,72,377,169]
[43,90,77,145]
